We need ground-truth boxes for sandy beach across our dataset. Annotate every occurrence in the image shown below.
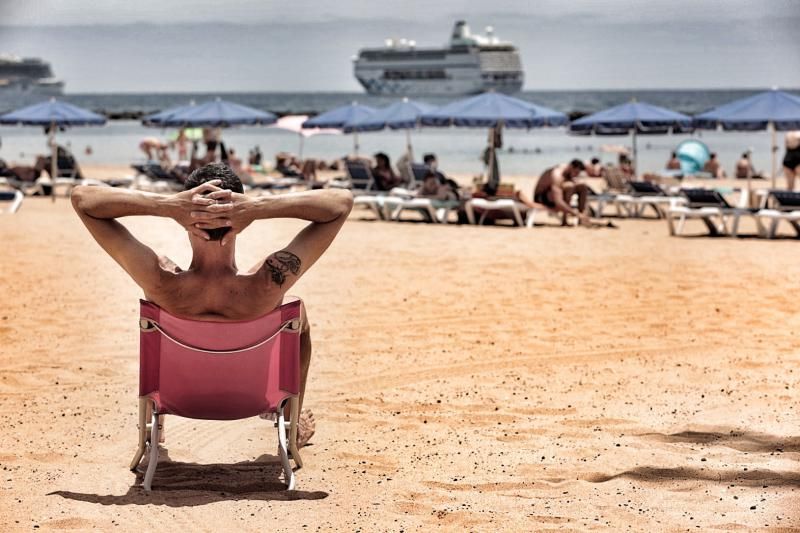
[1,166,799,531]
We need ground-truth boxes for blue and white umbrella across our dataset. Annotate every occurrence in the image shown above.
[343,98,435,161]
[303,102,376,155]
[0,98,106,126]
[569,100,692,173]
[142,98,276,127]
[693,89,800,185]
[1,98,106,201]
[420,91,567,128]
[420,92,567,189]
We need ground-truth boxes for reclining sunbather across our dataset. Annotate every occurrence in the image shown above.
[71,162,354,447]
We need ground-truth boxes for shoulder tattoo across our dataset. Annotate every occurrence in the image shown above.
[265,251,301,286]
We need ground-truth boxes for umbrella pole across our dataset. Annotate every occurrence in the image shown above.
[299,134,304,160]
[353,131,359,157]
[49,121,57,203]
[770,121,777,188]
[632,127,638,179]
[405,127,414,184]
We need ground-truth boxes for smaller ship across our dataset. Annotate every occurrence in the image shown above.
[353,21,524,96]
[0,55,64,96]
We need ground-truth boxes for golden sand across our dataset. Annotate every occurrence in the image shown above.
[0,171,799,531]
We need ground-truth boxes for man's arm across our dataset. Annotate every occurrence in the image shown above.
[206,189,353,290]
[71,181,226,291]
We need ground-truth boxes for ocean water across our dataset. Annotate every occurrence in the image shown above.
[0,89,795,177]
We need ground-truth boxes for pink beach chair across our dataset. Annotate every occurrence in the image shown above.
[129,298,304,491]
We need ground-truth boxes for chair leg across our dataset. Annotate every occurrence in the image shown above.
[790,220,800,237]
[288,396,303,469]
[730,214,741,238]
[129,398,148,471]
[676,214,687,236]
[276,400,295,490]
[769,219,779,239]
[142,408,159,491]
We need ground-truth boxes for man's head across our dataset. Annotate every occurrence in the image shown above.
[184,162,243,241]
[567,159,586,178]
[423,153,437,167]
[590,157,600,165]
[709,152,717,160]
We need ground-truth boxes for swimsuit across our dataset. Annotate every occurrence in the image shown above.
[783,148,800,170]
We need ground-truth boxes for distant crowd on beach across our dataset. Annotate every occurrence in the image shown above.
[1,126,799,218]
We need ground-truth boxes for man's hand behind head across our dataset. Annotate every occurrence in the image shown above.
[191,190,253,246]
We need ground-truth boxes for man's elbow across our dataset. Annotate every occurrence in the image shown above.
[331,188,354,217]
[70,185,89,213]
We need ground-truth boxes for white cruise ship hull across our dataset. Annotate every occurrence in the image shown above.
[354,46,524,96]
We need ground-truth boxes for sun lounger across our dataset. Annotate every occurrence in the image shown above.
[667,188,759,237]
[0,190,23,213]
[757,190,800,238]
[389,197,461,223]
[588,168,635,218]
[465,197,527,226]
[626,181,683,218]
[130,299,304,491]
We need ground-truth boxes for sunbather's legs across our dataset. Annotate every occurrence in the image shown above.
[785,165,797,191]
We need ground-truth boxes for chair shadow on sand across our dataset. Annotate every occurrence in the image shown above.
[49,451,328,506]
[582,429,800,487]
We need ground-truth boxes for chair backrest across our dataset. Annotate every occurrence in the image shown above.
[681,188,730,208]
[770,190,800,210]
[411,163,430,182]
[0,190,23,213]
[628,181,664,196]
[345,160,375,191]
[605,167,631,192]
[138,299,302,420]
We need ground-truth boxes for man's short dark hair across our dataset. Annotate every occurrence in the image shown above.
[569,159,586,171]
[590,157,600,165]
[423,153,436,164]
[184,162,243,241]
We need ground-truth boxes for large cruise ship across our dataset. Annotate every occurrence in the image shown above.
[353,21,524,96]
[0,55,64,96]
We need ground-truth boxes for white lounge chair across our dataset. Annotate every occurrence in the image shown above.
[756,191,800,238]
[464,198,526,226]
[0,189,23,213]
[667,188,759,237]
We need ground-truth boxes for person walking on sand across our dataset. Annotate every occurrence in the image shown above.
[533,159,592,226]
[71,162,354,447]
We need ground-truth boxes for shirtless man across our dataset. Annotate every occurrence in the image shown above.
[71,162,354,447]
[533,159,591,225]
[702,152,726,179]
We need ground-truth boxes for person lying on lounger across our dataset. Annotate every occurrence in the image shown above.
[533,159,592,226]
[71,162,354,447]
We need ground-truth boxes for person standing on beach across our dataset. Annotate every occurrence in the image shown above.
[533,159,591,226]
[71,162,354,447]
[783,131,800,190]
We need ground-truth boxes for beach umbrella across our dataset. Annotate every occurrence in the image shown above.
[142,98,277,127]
[269,114,341,159]
[569,101,692,175]
[693,89,800,187]
[302,102,376,155]
[343,98,436,162]
[420,92,568,190]
[0,98,106,202]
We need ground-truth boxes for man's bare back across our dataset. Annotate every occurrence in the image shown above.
[72,162,353,446]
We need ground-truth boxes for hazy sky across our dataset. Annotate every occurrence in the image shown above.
[1,0,798,92]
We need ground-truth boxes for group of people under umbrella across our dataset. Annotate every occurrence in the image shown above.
[1,89,800,206]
